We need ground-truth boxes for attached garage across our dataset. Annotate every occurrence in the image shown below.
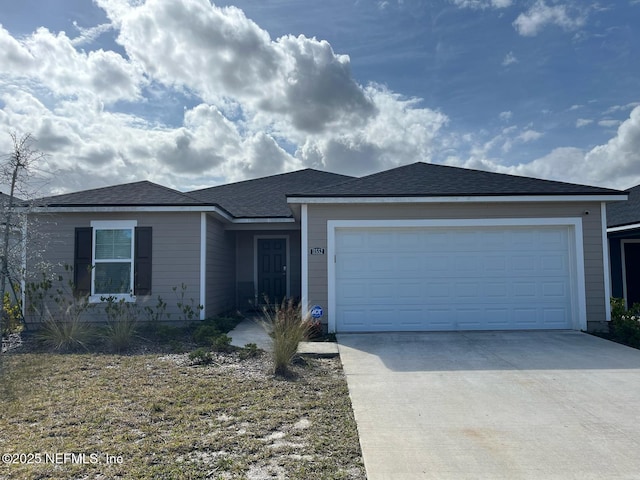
[329,220,585,332]
[288,162,626,333]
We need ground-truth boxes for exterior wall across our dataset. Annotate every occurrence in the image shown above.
[206,214,236,316]
[234,229,301,310]
[25,211,202,324]
[305,201,607,331]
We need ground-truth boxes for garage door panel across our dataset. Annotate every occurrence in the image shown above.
[543,308,570,326]
[335,226,575,332]
[484,282,509,298]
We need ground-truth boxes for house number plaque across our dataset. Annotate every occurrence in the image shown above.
[310,247,325,255]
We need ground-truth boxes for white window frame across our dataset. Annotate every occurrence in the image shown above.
[90,220,137,303]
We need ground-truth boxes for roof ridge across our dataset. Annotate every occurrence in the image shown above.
[188,168,352,193]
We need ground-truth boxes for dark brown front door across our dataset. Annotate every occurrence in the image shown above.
[258,238,287,304]
[625,242,640,309]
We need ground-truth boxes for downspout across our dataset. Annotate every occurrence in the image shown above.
[301,204,308,313]
[601,202,612,321]
[200,212,206,320]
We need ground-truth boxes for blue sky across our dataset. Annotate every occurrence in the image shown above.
[1,0,639,195]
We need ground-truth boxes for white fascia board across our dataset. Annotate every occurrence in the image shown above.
[288,194,628,204]
[31,204,232,217]
[28,206,297,225]
[607,222,640,233]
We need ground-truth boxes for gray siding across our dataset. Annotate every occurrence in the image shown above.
[305,202,607,331]
[26,211,202,323]
[206,214,236,316]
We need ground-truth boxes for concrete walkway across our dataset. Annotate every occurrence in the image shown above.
[338,331,640,480]
[228,317,339,357]
[228,317,272,351]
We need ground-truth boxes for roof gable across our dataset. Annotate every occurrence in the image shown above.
[188,169,353,218]
[607,184,640,228]
[36,181,206,207]
[290,162,624,198]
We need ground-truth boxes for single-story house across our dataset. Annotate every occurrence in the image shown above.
[26,162,627,332]
[607,184,640,309]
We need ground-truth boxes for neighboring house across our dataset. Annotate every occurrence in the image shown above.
[26,162,626,332]
[607,184,640,309]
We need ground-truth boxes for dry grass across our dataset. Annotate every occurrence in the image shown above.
[0,349,365,479]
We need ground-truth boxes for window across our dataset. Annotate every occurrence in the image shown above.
[74,222,152,300]
[91,220,136,298]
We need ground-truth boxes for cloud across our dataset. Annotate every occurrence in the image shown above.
[517,129,543,142]
[513,1,587,37]
[71,22,113,46]
[502,51,518,66]
[604,102,640,114]
[298,84,448,176]
[598,119,621,128]
[576,118,593,128]
[499,111,513,121]
[100,0,375,134]
[450,0,512,9]
[0,25,143,104]
[468,106,640,189]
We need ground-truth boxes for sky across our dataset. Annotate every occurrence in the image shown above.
[0,0,639,196]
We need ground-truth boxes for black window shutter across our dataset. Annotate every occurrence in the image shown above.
[74,227,93,296]
[134,227,152,295]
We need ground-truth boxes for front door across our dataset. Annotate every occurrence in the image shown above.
[624,242,640,309]
[257,238,287,304]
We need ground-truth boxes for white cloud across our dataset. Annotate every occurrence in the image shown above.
[576,118,593,128]
[298,85,448,176]
[71,22,113,46]
[499,111,512,121]
[0,25,143,104]
[517,129,543,142]
[502,51,518,66]
[0,0,448,192]
[450,0,512,9]
[100,0,376,135]
[604,102,640,114]
[598,119,621,128]
[513,1,587,37]
[467,106,640,189]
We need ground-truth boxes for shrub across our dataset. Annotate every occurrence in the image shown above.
[211,333,233,353]
[173,283,203,322]
[101,296,139,353]
[189,347,213,365]
[609,298,640,349]
[192,324,221,345]
[207,315,243,333]
[37,306,96,352]
[2,291,23,335]
[238,342,261,360]
[261,298,313,377]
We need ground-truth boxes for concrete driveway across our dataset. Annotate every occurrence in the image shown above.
[337,331,640,480]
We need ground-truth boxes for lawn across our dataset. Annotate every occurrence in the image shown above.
[0,348,365,479]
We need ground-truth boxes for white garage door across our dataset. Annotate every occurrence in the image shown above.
[335,225,576,332]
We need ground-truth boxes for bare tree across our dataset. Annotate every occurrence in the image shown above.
[0,133,45,345]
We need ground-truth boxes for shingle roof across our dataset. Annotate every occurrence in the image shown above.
[289,162,624,198]
[607,184,640,228]
[35,181,207,207]
[188,169,353,218]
